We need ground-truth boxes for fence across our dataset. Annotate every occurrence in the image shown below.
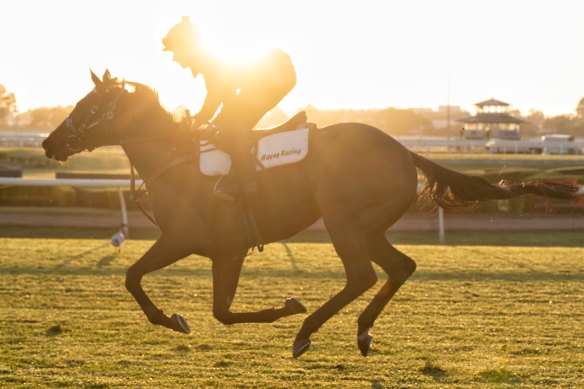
[2,132,584,154]
[0,176,143,238]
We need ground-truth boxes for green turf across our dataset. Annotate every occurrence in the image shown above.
[0,230,582,387]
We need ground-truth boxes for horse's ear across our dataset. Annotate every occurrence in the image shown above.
[90,69,103,90]
[103,69,112,82]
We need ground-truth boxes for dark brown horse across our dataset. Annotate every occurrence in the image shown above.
[42,71,582,358]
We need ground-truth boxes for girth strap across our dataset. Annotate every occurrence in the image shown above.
[238,195,265,253]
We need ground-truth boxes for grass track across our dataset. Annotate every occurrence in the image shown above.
[0,229,583,387]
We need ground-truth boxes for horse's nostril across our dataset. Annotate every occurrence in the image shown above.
[42,141,52,157]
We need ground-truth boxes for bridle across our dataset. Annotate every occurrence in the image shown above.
[60,82,198,227]
[64,87,126,153]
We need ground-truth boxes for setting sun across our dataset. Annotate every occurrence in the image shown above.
[199,29,273,67]
[1,0,584,117]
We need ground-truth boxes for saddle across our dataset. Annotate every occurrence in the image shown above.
[197,112,314,253]
[199,111,314,176]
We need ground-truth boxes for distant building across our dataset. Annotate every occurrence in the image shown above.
[458,98,525,140]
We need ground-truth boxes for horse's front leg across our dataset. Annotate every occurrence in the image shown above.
[125,233,193,334]
[212,255,307,324]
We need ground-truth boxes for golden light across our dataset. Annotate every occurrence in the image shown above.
[150,18,279,116]
[4,2,580,117]
[198,27,273,67]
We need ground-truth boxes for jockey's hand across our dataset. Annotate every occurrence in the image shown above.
[191,113,207,130]
[188,117,200,131]
[177,109,197,131]
[195,122,219,141]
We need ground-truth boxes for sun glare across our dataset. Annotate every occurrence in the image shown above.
[150,19,278,115]
[200,30,272,66]
[3,1,584,116]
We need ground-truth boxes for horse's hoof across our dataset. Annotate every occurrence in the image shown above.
[285,298,307,314]
[170,314,191,334]
[357,330,373,357]
[292,338,311,359]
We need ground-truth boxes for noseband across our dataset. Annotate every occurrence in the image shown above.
[65,88,124,152]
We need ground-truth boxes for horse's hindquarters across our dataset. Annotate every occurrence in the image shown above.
[312,124,417,230]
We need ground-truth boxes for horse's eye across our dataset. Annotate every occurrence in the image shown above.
[90,106,98,114]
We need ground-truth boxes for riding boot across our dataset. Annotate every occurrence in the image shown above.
[215,143,257,200]
[238,148,258,194]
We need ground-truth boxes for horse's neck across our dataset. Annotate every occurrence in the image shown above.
[121,119,180,183]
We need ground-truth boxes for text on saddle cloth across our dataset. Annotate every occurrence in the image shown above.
[199,127,310,176]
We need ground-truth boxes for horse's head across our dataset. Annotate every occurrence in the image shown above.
[43,69,166,161]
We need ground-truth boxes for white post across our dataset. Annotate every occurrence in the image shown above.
[438,207,445,244]
[117,188,129,238]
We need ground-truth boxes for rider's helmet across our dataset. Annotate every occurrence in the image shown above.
[162,16,198,53]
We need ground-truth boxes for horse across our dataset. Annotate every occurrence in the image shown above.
[42,70,582,359]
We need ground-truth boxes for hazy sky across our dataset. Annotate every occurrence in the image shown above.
[1,0,583,117]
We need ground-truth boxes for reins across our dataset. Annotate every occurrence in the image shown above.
[125,132,197,228]
[62,79,265,251]
[125,131,266,254]
[129,162,158,226]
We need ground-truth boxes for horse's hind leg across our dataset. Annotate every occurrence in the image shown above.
[293,223,378,358]
[125,233,193,333]
[356,231,417,356]
[211,254,307,325]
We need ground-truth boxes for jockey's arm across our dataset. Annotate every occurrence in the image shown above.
[193,91,221,124]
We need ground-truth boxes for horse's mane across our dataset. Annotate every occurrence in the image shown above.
[123,81,176,124]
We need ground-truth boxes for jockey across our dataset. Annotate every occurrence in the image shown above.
[162,16,297,197]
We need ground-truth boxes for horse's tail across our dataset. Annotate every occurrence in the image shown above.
[409,151,583,209]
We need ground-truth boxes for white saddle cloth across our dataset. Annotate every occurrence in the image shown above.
[200,127,309,176]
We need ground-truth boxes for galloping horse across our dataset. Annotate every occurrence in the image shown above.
[42,71,581,358]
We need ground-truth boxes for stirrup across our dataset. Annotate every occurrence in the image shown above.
[214,176,237,202]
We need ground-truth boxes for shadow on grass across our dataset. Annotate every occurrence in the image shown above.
[476,368,522,384]
[1,265,582,282]
[96,254,117,268]
[45,324,63,336]
[57,242,111,268]
[0,226,161,240]
[420,360,448,381]
[284,230,584,247]
[2,226,581,248]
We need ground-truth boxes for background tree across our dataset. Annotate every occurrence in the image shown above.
[519,109,545,136]
[541,97,584,136]
[0,84,18,127]
[576,97,584,118]
[17,106,72,130]
[572,97,584,135]
[542,115,575,134]
[305,106,433,136]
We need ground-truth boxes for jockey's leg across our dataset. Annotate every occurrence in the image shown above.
[212,94,271,197]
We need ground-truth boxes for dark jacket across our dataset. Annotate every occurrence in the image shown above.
[193,48,296,126]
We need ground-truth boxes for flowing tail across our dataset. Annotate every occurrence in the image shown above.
[410,152,583,209]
